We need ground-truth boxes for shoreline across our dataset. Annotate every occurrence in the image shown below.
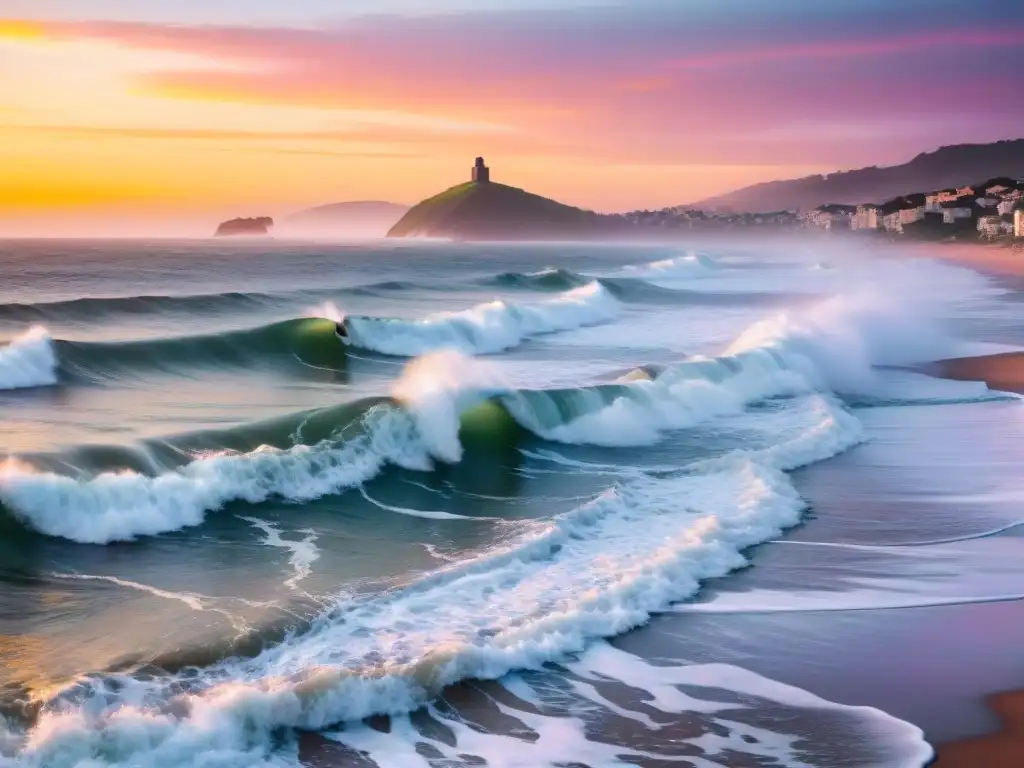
[893,240,1024,278]
[922,352,1024,394]
[935,693,1024,767]
[923,348,1024,764]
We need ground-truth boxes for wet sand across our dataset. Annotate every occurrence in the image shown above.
[924,351,1024,394]
[936,693,1024,767]
[923,345,1024,764]
[900,241,1024,278]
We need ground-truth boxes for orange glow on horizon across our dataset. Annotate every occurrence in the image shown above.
[0,20,46,41]
[3,10,1016,233]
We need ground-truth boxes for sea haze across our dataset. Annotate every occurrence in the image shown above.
[0,237,1019,767]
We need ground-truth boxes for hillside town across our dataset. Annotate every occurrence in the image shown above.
[804,177,1024,241]
[619,207,802,231]
[618,176,1024,241]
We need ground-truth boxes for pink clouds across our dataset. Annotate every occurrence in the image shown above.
[669,27,1024,70]
[5,6,1023,170]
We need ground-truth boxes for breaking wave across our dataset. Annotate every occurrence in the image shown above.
[340,281,620,356]
[0,326,58,390]
[0,274,982,766]
[1,284,982,546]
[0,282,625,386]
[617,251,720,280]
[0,388,866,766]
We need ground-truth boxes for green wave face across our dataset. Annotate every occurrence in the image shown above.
[457,399,527,448]
[57,318,347,381]
[486,269,591,291]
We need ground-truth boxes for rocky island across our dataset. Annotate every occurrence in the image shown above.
[387,158,623,241]
[214,216,274,237]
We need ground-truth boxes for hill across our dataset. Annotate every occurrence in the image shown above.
[691,139,1024,213]
[283,201,408,238]
[387,181,622,241]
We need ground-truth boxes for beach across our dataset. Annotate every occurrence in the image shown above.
[902,241,1024,278]
[0,238,1022,767]
[935,693,1024,767]
[926,351,1024,394]
[909,248,1024,765]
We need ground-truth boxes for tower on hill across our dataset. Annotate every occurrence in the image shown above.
[472,157,490,184]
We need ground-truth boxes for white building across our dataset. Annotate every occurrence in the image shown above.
[805,209,851,231]
[978,216,1002,238]
[998,199,1017,216]
[899,207,925,226]
[1016,209,1024,238]
[878,207,926,234]
[976,197,999,208]
[942,207,973,224]
[851,205,880,230]
[925,191,965,212]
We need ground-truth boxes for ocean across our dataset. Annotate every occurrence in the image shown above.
[0,237,1020,767]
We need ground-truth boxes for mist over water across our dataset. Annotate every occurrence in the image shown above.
[0,237,1018,767]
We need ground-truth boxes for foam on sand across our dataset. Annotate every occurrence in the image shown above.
[327,643,930,767]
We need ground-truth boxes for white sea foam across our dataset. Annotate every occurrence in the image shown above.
[308,300,344,323]
[239,517,320,590]
[0,326,58,390]
[358,486,479,521]
[0,408,437,546]
[6,394,868,767]
[332,643,929,767]
[0,437,392,544]
[390,349,503,462]
[501,270,995,447]
[50,572,209,612]
[0,267,982,546]
[503,351,813,447]
[341,281,619,356]
[0,352,496,544]
[618,250,719,280]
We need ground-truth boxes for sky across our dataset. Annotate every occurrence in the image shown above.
[0,0,1021,232]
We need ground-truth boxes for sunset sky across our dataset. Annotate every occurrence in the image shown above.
[0,0,1021,233]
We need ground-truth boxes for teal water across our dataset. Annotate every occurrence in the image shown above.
[0,237,1020,767]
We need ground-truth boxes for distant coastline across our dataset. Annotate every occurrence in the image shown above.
[691,138,1024,213]
[213,149,1023,246]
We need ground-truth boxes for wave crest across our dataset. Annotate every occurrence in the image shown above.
[341,281,619,356]
[0,326,58,390]
[618,251,719,280]
[5,393,865,766]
